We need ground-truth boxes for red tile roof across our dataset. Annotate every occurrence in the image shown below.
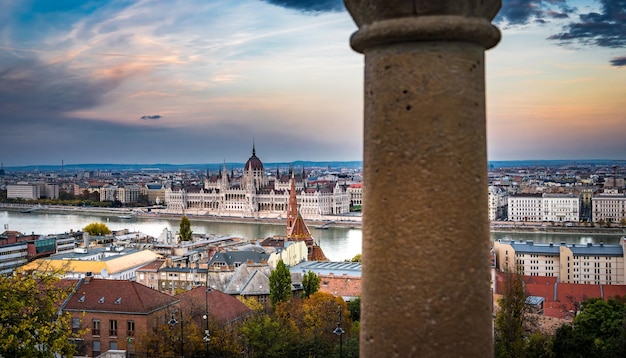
[63,278,178,313]
[177,287,252,324]
[319,274,361,299]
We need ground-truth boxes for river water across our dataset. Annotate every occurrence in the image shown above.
[2,210,624,262]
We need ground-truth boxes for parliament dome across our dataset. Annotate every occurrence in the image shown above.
[245,146,263,171]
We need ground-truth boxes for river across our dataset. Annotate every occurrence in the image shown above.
[2,210,624,262]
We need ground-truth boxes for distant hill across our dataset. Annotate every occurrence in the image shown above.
[4,159,625,172]
[3,161,364,172]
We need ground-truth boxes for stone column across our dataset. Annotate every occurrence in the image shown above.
[343,1,501,357]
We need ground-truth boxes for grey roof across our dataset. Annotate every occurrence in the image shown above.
[290,261,362,277]
[208,251,270,267]
[569,243,623,256]
[500,240,623,257]
[224,263,271,295]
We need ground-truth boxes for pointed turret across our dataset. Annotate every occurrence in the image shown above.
[286,171,298,233]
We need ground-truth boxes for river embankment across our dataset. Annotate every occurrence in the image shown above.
[3,203,626,236]
[0,203,362,229]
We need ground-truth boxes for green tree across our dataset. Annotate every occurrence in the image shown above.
[0,264,83,357]
[301,270,320,298]
[179,216,193,241]
[347,296,361,322]
[241,314,297,357]
[552,296,626,357]
[82,222,111,236]
[269,260,292,308]
[494,271,537,358]
[350,253,362,262]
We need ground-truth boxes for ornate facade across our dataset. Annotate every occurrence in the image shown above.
[164,146,351,220]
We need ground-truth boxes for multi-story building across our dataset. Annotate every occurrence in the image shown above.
[348,183,363,207]
[6,183,40,199]
[494,238,626,285]
[507,193,543,222]
[61,277,179,357]
[0,231,56,275]
[143,183,167,204]
[507,193,580,222]
[488,186,508,221]
[165,146,351,220]
[542,193,579,222]
[592,189,626,223]
[158,264,209,293]
[117,185,141,204]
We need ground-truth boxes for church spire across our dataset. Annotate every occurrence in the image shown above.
[286,170,298,233]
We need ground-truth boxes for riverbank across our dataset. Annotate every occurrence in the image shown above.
[3,203,625,236]
[0,203,362,229]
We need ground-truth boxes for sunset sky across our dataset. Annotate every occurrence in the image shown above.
[1,0,624,166]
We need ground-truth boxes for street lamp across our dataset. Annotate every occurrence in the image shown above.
[168,311,184,358]
[203,287,212,358]
[333,306,345,358]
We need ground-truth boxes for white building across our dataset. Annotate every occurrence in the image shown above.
[488,186,508,221]
[508,193,580,223]
[592,190,626,223]
[7,183,40,200]
[542,193,579,222]
[507,193,543,222]
[165,146,351,220]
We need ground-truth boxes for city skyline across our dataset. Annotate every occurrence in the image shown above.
[1,0,624,166]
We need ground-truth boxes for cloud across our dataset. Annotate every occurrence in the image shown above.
[141,115,162,120]
[496,0,575,25]
[261,0,344,13]
[547,0,626,48]
[0,52,122,120]
[610,56,626,67]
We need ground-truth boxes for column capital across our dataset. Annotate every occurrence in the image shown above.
[344,0,501,52]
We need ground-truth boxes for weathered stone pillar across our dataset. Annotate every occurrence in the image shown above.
[343,1,501,357]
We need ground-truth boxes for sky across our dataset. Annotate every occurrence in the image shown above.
[0,0,624,166]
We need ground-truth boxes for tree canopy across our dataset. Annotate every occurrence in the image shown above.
[82,222,111,236]
[269,260,292,308]
[0,264,82,357]
[301,270,320,298]
[179,216,193,241]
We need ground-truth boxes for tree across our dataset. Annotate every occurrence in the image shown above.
[552,296,626,357]
[269,260,292,308]
[82,222,111,236]
[0,264,83,357]
[301,270,320,298]
[494,271,537,358]
[347,296,361,322]
[241,314,298,357]
[179,216,193,241]
[274,292,353,357]
[350,253,362,262]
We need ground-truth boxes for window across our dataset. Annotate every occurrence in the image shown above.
[92,319,101,336]
[93,341,101,356]
[127,320,135,337]
[110,341,118,350]
[72,317,81,334]
[109,320,118,337]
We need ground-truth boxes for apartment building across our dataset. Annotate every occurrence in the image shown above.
[542,193,579,222]
[494,238,626,285]
[507,193,543,222]
[507,193,580,222]
[592,189,626,223]
[488,186,508,221]
[61,277,179,357]
[0,231,55,275]
[6,183,40,199]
